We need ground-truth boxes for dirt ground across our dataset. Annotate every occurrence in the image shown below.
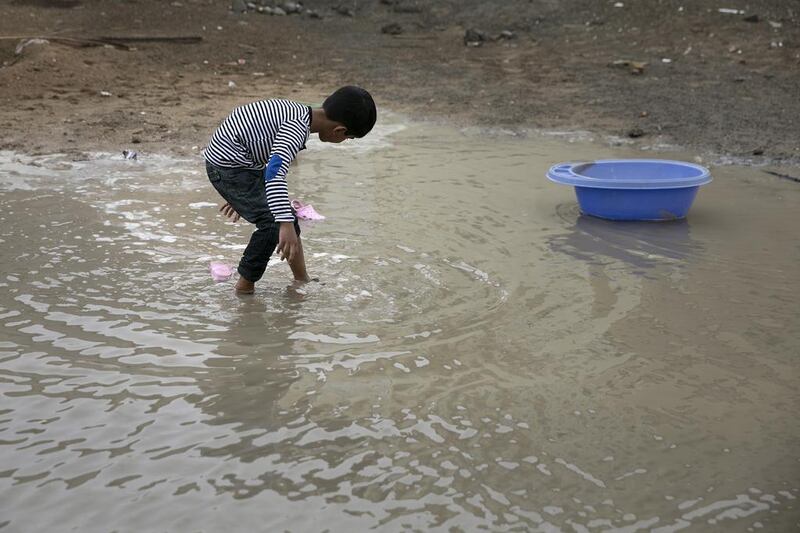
[1,0,798,164]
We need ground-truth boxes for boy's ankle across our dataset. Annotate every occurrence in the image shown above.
[235,277,255,294]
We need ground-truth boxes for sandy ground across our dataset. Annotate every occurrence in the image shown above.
[1,0,798,164]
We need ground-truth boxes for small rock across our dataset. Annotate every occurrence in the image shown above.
[464,28,486,47]
[283,1,301,14]
[610,59,647,74]
[231,0,247,13]
[272,6,287,15]
[743,14,759,23]
[768,20,782,29]
[627,128,645,138]
[131,136,142,144]
[495,30,516,40]
[305,9,320,18]
[335,5,354,16]
[640,111,649,117]
[381,23,403,35]
[752,148,764,155]
[228,80,237,88]
[256,6,273,14]
[246,2,256,9]
[393,2,422,13]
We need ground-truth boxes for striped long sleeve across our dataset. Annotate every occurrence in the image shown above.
[264,118,310,221]
[203,99,311,222]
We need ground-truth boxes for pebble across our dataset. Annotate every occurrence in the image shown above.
[464,28,486,47]
[283,1,301,14]
[382,23,403,35]
[393,2,422,13]
[335,5,354,17]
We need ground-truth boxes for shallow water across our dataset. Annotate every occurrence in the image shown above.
[0,120,798,532]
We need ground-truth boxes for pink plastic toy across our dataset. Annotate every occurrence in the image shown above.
[209,262,233,282]
[291,199,326,221]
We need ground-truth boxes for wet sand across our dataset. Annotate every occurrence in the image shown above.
[0,119,798,531]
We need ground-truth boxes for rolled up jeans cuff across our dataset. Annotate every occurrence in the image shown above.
[237,263,266,283]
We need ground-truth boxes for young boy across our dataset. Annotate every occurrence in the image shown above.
[204,86,376,294]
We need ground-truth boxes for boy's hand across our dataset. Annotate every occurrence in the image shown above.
[219,202,240,222]
[276,222,298,262]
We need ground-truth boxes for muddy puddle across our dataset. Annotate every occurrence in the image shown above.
[0,118,798,532]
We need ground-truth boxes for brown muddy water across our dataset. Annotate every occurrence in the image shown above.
[0,119,798,532]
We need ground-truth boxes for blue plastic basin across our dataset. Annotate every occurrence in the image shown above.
[547,159,712,221]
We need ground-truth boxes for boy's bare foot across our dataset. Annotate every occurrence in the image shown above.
[235,277,255,294]
[289,277,322,291]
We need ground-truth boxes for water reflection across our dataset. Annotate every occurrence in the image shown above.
[549,203,704,273]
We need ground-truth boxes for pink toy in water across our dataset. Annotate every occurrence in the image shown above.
[209,262,233,282]
[291,199,326,220]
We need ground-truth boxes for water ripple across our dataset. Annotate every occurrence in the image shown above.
[1,124,799,532]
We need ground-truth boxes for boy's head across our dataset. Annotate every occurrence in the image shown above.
[320,86,376,142]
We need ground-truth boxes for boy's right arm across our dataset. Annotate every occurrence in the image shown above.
[276,222,299,262]
[263,118,308,222]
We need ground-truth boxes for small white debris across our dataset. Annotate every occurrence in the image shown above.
[14,38,49,55]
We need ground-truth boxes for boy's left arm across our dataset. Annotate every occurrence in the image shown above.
[219,202,240,222]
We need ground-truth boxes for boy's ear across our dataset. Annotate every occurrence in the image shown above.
[333,124,348,138]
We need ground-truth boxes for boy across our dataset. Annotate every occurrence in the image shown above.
[204,86,376,294]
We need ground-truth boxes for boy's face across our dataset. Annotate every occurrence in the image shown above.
[320,123,355,144]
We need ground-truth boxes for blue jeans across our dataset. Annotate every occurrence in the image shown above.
[206,161,300,282]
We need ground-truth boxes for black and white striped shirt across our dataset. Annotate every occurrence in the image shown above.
[204,99,311,222]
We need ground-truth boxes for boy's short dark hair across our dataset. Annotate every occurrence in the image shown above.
[323,86,376,138]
